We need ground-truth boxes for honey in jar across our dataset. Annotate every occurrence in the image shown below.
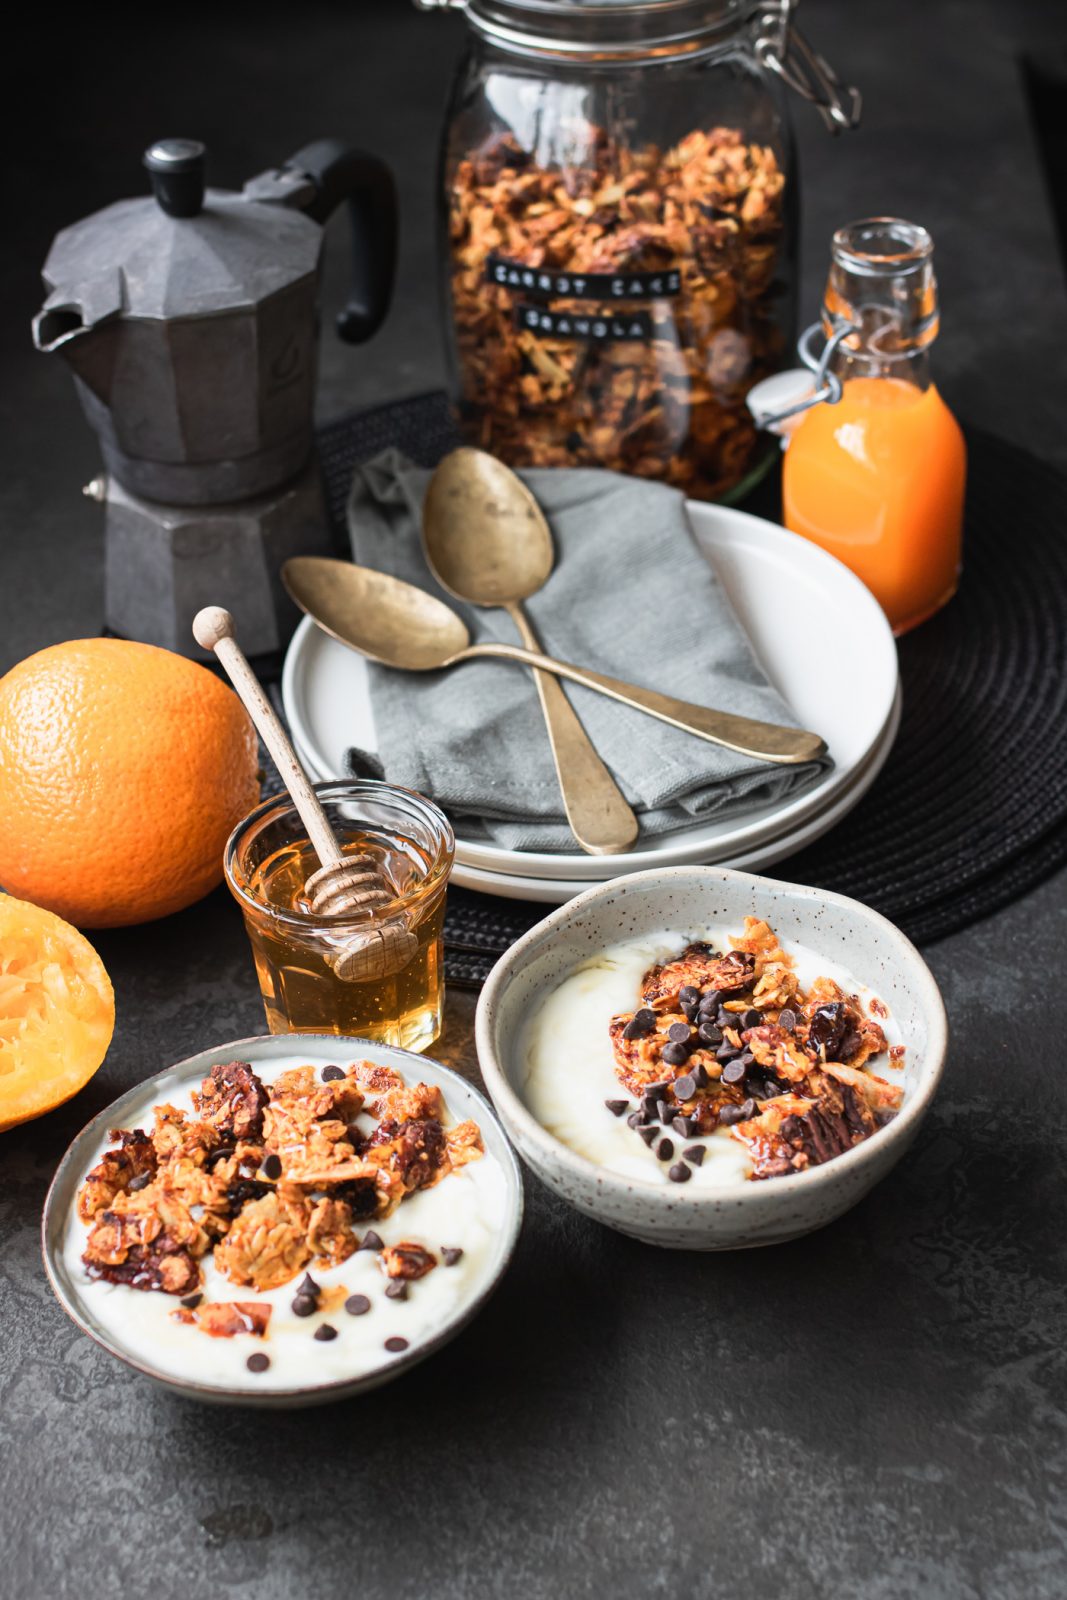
[224,783,454,1052]
[782,219,966,634]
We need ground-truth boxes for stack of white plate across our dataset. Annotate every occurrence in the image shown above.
[282,502,900,904]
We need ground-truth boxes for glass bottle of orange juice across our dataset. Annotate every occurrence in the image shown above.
[782,219,966,634]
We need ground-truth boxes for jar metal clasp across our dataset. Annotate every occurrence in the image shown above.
[746,319,858,436]
[755,0,862,134]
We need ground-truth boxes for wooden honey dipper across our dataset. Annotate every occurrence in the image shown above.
[192,606,418,983]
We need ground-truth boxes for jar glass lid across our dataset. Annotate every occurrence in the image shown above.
[462,0,756,59]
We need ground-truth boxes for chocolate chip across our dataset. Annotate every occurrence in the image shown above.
[639,1125,659,1146]
[672,1074,696,1101]
[442,1247,464,1266]
[622,1008,657,1041]
[655,1137,674,1162]
[128,1172,152,1193]
[345,1294,372,1316]
[667,1022,691,1043]
[738,1050,756,1068]
[683,1145,706,1166]
[384,1336,409,1353]
[717,1104,746,1126]
[626,1111,645,1129]
[605,1099,629,1116]
[716,1040,739,1062]
[700,989,721,1012]
[661,1041,690,1067]
[292,1294,317,1318]
[644,1082,669,1098]
[298,1273,320,1298]
[262,1153,282,1180]
[741,1008,762,1029]
[678,985,700,1008]
[672,1115,696,1138]
[778,1008,797,1031]
[313,1323,338,1341]
[752,1079,780,1102]
[681,1006,698,1024]
[179,1293,202,1309]
[721,1059,746,1085]
[359,1230,384,1252]
[697,1022,722,1046]
[691,1061,710,1089]
[740,1098,757,1118]
[641,1094,661,1117]
[656,1099,672,1122]
[385,1281,408,1301]
[668,1162,692,1183]
[780,1116,802,1139]
[246,1352,270,1373]
[321,1065,346,1083]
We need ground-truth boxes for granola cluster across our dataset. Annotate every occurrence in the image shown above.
[77,1059,483,1303]
[448,124,788,499]
[608,918,903,1182]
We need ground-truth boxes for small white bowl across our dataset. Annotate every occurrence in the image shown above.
[475,867,947,1250]
[43,1034,523,1406]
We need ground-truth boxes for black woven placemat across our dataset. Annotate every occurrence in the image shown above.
[313,392,1067,985]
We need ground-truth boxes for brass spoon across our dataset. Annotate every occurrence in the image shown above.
[282,558,827,765]
[422,448,638,855]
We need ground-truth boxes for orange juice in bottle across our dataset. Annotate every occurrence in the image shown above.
[782,220,966,634]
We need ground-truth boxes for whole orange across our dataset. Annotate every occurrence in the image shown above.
[0,638,260,927]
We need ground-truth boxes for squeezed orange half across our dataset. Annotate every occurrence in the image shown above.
[782,376,966,633]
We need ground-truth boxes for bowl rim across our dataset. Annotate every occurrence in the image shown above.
[42,1033,524,1406]
[475,865,948,1206]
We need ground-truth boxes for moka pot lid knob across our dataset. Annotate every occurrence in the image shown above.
[143,138,206,218]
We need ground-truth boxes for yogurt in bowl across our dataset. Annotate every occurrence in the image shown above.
[43,1035,523,1406]
[521,921,905,1191]
[476,867,946,1250]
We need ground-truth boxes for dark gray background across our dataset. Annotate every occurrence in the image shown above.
[2,3,1066,1597]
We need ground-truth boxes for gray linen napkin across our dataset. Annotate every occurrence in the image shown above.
[344,450,830,852]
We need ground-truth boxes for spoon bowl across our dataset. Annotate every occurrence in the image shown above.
[423,447,553,605]
[284,559,471,671]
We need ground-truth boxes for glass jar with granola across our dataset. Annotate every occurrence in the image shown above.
[420,0,860,502]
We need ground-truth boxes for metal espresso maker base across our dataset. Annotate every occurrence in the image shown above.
[87,460,335,663]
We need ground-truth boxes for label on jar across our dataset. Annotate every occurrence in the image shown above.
[514,304,653,342]
[486,254,681,302]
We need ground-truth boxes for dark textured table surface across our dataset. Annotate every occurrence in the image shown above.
[3,4,1067,1597]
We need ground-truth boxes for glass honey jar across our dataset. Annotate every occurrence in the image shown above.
[224,781,455,1052]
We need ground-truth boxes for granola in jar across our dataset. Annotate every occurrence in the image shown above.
[431,0,860,500]
[447,123,789,500]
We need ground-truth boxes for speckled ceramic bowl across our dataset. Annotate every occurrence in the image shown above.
[475,867,947,1250]
[42,1035,523,1407]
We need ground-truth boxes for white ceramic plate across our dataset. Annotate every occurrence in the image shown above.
[42,1035,523,1408]
[449,684,901,901]
[282,502,898,882]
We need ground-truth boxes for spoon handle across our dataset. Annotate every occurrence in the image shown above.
[465,642,827,765]
[504,602,639,855]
